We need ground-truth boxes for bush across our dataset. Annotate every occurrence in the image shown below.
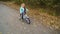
[0,0,11,1]
[1,0,60,16]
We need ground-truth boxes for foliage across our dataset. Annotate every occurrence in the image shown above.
[0,0,11,1]
[0,0,60,16]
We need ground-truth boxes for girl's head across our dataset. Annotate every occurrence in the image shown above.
[21,3,25,8]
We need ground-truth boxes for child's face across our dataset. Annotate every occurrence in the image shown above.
[22,3,25,8]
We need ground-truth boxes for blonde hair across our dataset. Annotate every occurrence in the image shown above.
[21,3,25,7]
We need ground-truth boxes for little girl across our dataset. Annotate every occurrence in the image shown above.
[20,3,28,19]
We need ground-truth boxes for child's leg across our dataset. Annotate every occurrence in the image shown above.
[19,14,22,20]
[20,13,25,20]
[21,13,24,19]
[20,13,23,18]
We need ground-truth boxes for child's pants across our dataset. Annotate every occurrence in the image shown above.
[20,13,25,19]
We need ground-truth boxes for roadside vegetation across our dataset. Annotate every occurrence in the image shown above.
[1,0,60,16]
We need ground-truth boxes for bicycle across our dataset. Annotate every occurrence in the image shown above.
[19,14,31,24]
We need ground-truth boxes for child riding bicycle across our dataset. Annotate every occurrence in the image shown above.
[20,3,29,20]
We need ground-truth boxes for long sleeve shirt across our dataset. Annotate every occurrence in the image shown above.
[20,7,29,14]
[20,7,24,14]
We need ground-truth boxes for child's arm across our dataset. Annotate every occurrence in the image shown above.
[20,7,24,14]
[26,8,29,12]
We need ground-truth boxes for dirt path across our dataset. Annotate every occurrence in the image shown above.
[0,3,59,34]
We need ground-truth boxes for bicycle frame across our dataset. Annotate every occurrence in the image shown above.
[23,14,30,24]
